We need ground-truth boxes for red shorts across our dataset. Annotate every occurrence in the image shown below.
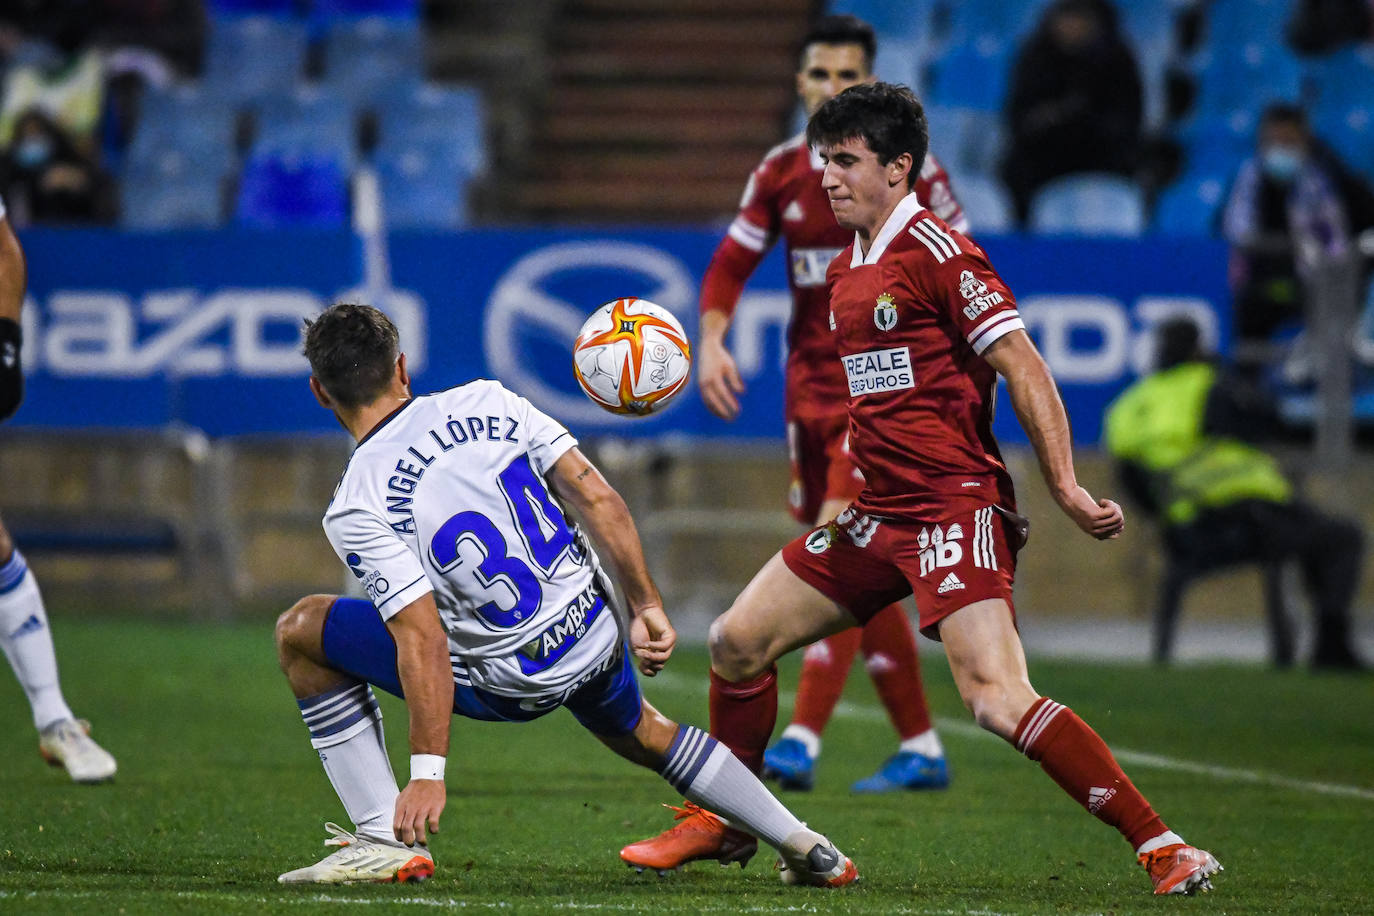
[782,504,1023,639]
[786,412,864,524]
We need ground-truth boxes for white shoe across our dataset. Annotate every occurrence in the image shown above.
[776,829,858,888]
[38,718,117,784]
[278,822,435,885]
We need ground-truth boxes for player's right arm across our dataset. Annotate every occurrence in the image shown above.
[0,202,26,422]
[385,591,451,846]
[546,446,675,676]
[698,160,782,420]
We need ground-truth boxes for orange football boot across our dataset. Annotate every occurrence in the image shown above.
[1139,843,1222,895]
[619,803,757,874]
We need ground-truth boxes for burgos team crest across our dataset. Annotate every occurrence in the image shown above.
[873,292,897,331]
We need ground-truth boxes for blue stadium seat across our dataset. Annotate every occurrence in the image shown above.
[235,153,349,228]
[1190,42,1304,117]
[1316,105,1374,184]
[1117,0,1182,49]
[1029,173,1146,236]
[872,37,924,93]
[125,86,238,179]
[322,17,424,107]
[375,84,486,174]
[922,104,1004,181]
[121,174,225,230]
[375,151,470,229]
[1173,111,1253,182]
[945,174,1014,234]
[1305,46,1374,116]
[945,0,1049,49]
[204,16,308,106]
[926,37,1013,112]
[826,0,941,45]
[1153,172,1229,235]
[311,0,419,21]
[1203,0,1289,50]
[252,86,358,168]
[207,0,297,15]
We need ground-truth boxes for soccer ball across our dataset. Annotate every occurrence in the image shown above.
[572,297,692,416]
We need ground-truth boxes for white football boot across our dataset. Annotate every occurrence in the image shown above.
[278,822,435,885]
[38,718,117,784]
[776,828,858,888]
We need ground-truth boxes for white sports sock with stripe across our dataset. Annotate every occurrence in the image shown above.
[298,682,400,845]
[659,725,803,848]
[0,551,75,731]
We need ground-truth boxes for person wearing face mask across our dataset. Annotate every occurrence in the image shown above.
[0,108,114,226]
[1001,0,1145,225]
[1221,104,1353,361]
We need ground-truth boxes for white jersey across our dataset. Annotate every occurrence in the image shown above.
[323,380,619,699]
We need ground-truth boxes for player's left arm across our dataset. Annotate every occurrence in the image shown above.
[546,446,675,676]
[983,330,1124,540]
[0,212,27,422]
[385,591,452,846]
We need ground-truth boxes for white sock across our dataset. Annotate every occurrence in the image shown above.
[780,724,820,759]
[898,728,944,759]
[659,725,803,848]
[1136,830,1186,856]
[0,551,75,731]
[297,682,400,845]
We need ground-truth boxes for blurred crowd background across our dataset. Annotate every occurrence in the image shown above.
[0,0,1372,663]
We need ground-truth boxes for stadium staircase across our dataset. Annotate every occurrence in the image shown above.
[498,0,813,223]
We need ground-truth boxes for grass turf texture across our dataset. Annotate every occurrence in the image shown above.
[0,618,1371,914]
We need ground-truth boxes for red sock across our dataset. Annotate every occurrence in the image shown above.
[1013,697,1168,849]
[709,666,777,774]
[789,629,861,736]
[859,602,933,740]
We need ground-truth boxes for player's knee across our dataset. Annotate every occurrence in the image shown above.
[275,594,333,660]
[960,680,1027,741]
[707,615,768,681]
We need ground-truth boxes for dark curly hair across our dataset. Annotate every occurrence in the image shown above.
[303,303,400,409]
[806,82,928,189]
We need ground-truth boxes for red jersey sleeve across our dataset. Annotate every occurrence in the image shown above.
[700,154,785,317]
[917,153,968,235]
[907,214,1023,355]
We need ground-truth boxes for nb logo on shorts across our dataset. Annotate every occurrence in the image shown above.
[918,523,964,578]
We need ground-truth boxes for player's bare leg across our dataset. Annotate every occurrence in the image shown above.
[0,517,116,784]
[939,598,1220,895]
[275,595,433,885]
[766,496,946,792]
[606,694,855,886]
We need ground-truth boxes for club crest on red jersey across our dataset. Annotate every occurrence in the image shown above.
[874,292,897,331]
[805,526,835,554]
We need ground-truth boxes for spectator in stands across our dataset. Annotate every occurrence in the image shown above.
[1104,316,1367,671]
[1287,0,1374,55]
[0,108,115,226]
[0,7,104,153]
[1001,0,1144,224]
[1221,104,1353,364]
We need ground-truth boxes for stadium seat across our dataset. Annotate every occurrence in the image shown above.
[923,104,1004,181]
[235,153,349,229]
[203,16,308,106]
[251,86,358,168]
[1029,173,1146,236]
[207,0,297,16]
[1173,112,1252,182]
[125,86,239,180]
[1202,0,1290,50]
[1189,42,1304,117]
[925,37,1013,112]
[375,151,470,229]
[872,37,924,93]
[1315,105,1374,185]
[375,84,486,174]
[1117,0,1182,49]
[322,17,424,107]
[311,0,419,21]
[944,0,1049,50]
[120,174,225,230]
[1153,172,1229,235]
[1305,46,1374,116]
[944,174,1013,234]
[826,0,941,45]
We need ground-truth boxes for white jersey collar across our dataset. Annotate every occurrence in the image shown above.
[851,192,922,267]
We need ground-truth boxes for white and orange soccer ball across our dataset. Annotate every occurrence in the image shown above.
[572,297,692,416]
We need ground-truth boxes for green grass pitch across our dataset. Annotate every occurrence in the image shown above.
[0,617,1371,914]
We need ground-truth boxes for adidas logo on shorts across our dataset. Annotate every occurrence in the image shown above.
[936,572,965,594]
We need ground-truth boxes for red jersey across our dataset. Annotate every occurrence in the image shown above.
[825,193,1021,523]
[701,133,966,419]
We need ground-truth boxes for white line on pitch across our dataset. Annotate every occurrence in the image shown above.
[644,671,1374,802]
